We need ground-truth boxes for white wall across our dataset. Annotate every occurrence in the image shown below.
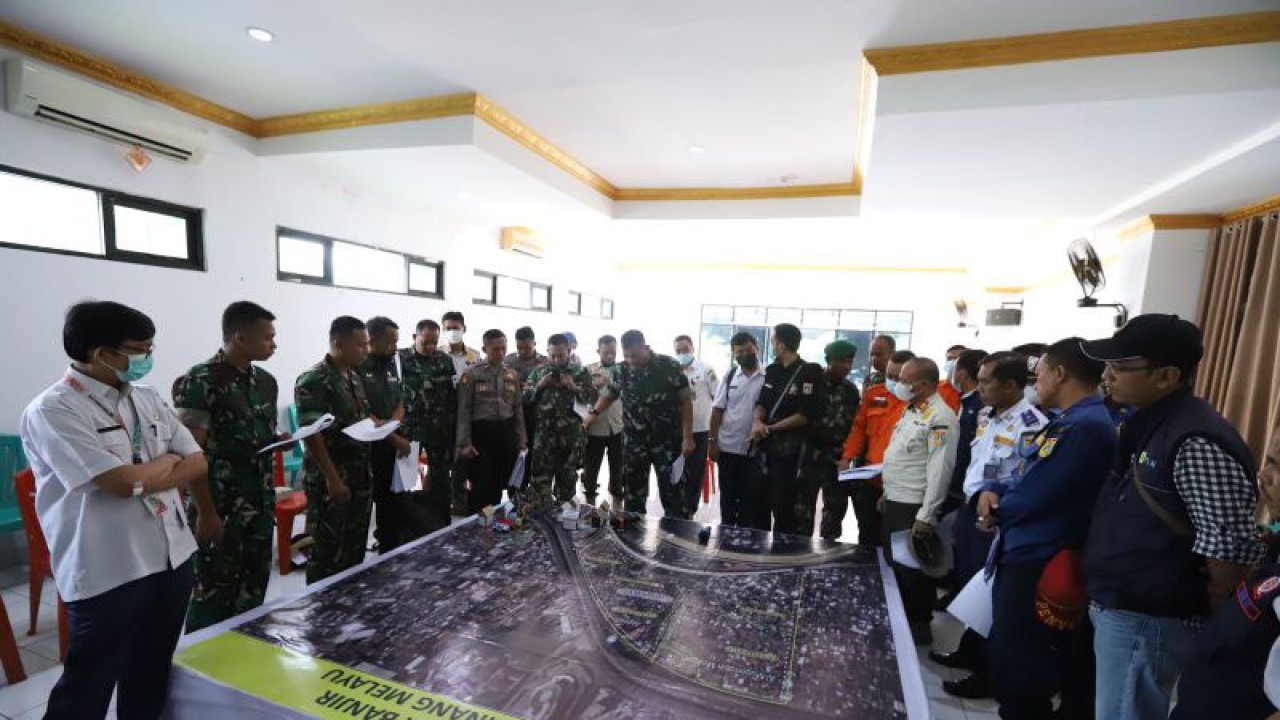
[1137,229,1211,319]
[0,110,618,433]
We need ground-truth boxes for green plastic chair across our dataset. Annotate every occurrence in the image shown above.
[0,436,29,534]
[283,404,304,482]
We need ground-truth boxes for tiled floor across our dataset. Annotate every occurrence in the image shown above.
[0,477,999,719]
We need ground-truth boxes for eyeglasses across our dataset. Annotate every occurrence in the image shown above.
[1105,362,1152,374]
[111,345,155,359]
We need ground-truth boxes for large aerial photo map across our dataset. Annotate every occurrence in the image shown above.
[168,514,922,719]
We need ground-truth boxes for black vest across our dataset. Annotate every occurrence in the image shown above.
[1086,388,1258,618]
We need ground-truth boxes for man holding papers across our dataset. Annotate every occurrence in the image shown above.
[295,316,374,584]
[457,329,528,514]
[523,334,595,508]
[173,301,288,631]
[399,319,458,533]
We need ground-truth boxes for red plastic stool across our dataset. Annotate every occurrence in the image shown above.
[274,452,308,575]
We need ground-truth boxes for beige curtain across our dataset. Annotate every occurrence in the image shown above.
[1195,213,1280,461]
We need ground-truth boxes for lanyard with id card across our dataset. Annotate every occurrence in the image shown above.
[82,385,186,528]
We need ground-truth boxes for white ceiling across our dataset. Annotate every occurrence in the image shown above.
[2,0,1277,191]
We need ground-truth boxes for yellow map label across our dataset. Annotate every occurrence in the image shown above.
[176,632,521,720]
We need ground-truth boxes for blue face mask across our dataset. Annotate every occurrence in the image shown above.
[1268,521,1280,534]
[110,350,154,383]
[676,353,695,366]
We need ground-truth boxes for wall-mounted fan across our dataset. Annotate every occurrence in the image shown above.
[1067,238,1128,327]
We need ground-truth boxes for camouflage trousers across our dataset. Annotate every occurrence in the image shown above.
[525,428,583,509]
[186,471,273,632]
[800,452,840,539]
[620,433,688,519]
[304,458,373,585]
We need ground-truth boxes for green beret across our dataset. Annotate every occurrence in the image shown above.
[825,339,858,360]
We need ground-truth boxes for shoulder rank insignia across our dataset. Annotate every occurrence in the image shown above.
[1021,409,1041,427]
[1038,436,1058,458]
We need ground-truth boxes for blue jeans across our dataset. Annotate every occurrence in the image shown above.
[1090,604,1197,720]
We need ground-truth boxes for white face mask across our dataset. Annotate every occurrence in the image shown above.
[943,359,957,383]
[1024,384,1041,407]
[443,329,464,345]
[890,379,915,403]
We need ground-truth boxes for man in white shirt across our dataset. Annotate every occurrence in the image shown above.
[438,310,481,515]
[881,357,959,645]
[709,332,767,529]
[675,334,719,515]
[20,301,214,720]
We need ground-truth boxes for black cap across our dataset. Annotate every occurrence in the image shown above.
[1079,314,1203,374]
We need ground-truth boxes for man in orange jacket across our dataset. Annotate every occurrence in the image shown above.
[937,344,966,412]
[829,344,915,548]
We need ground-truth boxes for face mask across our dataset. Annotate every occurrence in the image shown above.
[943,360,956,382]
[108,350,153,383]
[737,353,759,372]
[1268,521,1280,534]
[676,353,694,366]
[443,330,464,345]
[1024,384,1041,407]
[890,380,914,402]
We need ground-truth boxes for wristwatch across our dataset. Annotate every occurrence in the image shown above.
[132,479,145,497]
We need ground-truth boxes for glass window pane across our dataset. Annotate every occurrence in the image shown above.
[736,306,768,325]
[801,328,835,361]
[601,299,614,320]
[568,291,582,315]
[408,262,439,294]
[803,309,839,328]
[768,307,802,326]
[883,332,911,351]
[473,273,495,302]
[113,206,189,258]
[840,310,876,330]
[0,171,103,254]
[702,305,733,323]
[700,325,733,371]
[531,284,551,311]
[278,235,326,277]
[876,311,914,333]
[497,276,530,308]
[332,241,407,293]
[836,330,874,388]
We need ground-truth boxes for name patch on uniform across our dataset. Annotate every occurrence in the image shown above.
[994,435,1014,447]
[476,382,490,393]
[802,383,814,395]
[1238,581,1262,621]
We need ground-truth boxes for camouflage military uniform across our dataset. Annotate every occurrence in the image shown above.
[172,351,279,632]
[605,354,691,518]
[522,363,596,508]
[811,376,861,539]
[399,347,457,532]
[296,356,372,584]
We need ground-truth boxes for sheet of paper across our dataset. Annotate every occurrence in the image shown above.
[257,413,334,454]
[573,402,592,421]
[508,449,529,489]
[837,463,883,482]
[392,442,422,494]
[669,455,686,485]
[947,569,995,638]
[341,418,401,443]
[889,530,920,570]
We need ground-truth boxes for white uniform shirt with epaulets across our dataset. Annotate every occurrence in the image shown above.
[683,359,719,434]
[881,392,959,524]
[18,368,202,602]
[962,398,1048,501]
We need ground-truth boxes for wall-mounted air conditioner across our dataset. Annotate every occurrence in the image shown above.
[5,58,208,163]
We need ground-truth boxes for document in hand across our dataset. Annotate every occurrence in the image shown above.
[342,418,401,442]
[508,450,529,489]
[257,413,335,454]
[947,570,995,638]
[391,441,423,494]
[573,402,592,420]
[669,455,686,486]
[837,463,883,482]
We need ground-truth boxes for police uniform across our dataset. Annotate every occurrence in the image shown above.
[398,347,457,533]
[985,395,1115,719]
[456,360,527,514]
[880,391,958,631]
[442,343,482,514]
[295,355,373,585]
[522,362,596,507]
[583,361,625,505]
[603,354,691,518]
[357,352,406,551]
[756,356,825,536]
[173,350,279,631]
[810,341,861,540]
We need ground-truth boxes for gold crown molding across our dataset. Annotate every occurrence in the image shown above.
[1116,213,1225,242]
[614,183,858,202]
[616,262,966,274]
[472,94,618,198]
[255,93,477,138]
[983,286,1028,294]
[864,11,1280,76]
[851,57,878,193]
[0,19,257,135]
[1224,192,1280,222]
[1115,216,1155,242]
